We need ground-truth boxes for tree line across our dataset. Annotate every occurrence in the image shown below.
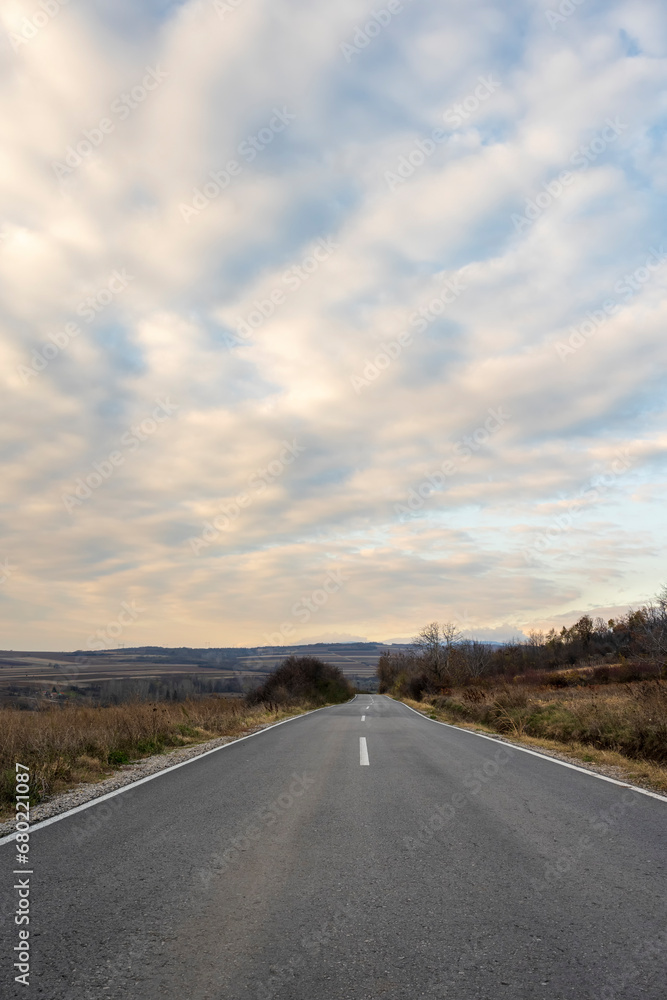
[377,588,667,698]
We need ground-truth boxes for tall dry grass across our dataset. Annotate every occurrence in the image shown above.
[0,697,305,813]
[422,679,667,763]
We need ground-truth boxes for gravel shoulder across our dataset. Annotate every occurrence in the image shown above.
[0,718,290,837]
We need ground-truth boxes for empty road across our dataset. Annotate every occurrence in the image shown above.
[1,694,665,998]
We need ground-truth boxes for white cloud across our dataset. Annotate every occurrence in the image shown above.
[1,0,666,649]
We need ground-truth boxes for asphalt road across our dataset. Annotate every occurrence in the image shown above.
[1,694,665,999]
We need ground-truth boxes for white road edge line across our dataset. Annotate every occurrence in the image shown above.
[395,697,667,803]
[359,736,369,766]
[0,695,360,847]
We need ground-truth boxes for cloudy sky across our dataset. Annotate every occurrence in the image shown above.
[1,0,666,651]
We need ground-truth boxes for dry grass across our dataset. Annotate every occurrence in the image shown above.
[400,678,667,794]
[0,697,312,816]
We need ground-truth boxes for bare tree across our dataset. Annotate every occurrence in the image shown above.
[457,640,492,681]
[441,622,462,647]
[412,622,443,675]
[637,587,667,672]
[412,622,462,685]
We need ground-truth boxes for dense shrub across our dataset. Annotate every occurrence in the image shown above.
[247,655,354,707]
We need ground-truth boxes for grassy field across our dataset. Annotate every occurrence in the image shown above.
[0,697,312,817]
[400,674,667,793]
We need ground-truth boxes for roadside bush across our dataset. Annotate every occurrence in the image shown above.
[405,673,426,701]
[247,655,354,707]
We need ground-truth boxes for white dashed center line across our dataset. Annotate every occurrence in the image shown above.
[359,737,369,766]
[361,715,365,722]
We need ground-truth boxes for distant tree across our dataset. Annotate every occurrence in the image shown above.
[377,651,400,693]
[574,615,595,648]
[456,640,493,681]
[412,623,442,671]
[633,587,667,671]
[412,621,462,686]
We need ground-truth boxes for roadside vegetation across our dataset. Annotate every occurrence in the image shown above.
[379,590,667,791]
[0,655,353,817]
[247,654,354,707]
